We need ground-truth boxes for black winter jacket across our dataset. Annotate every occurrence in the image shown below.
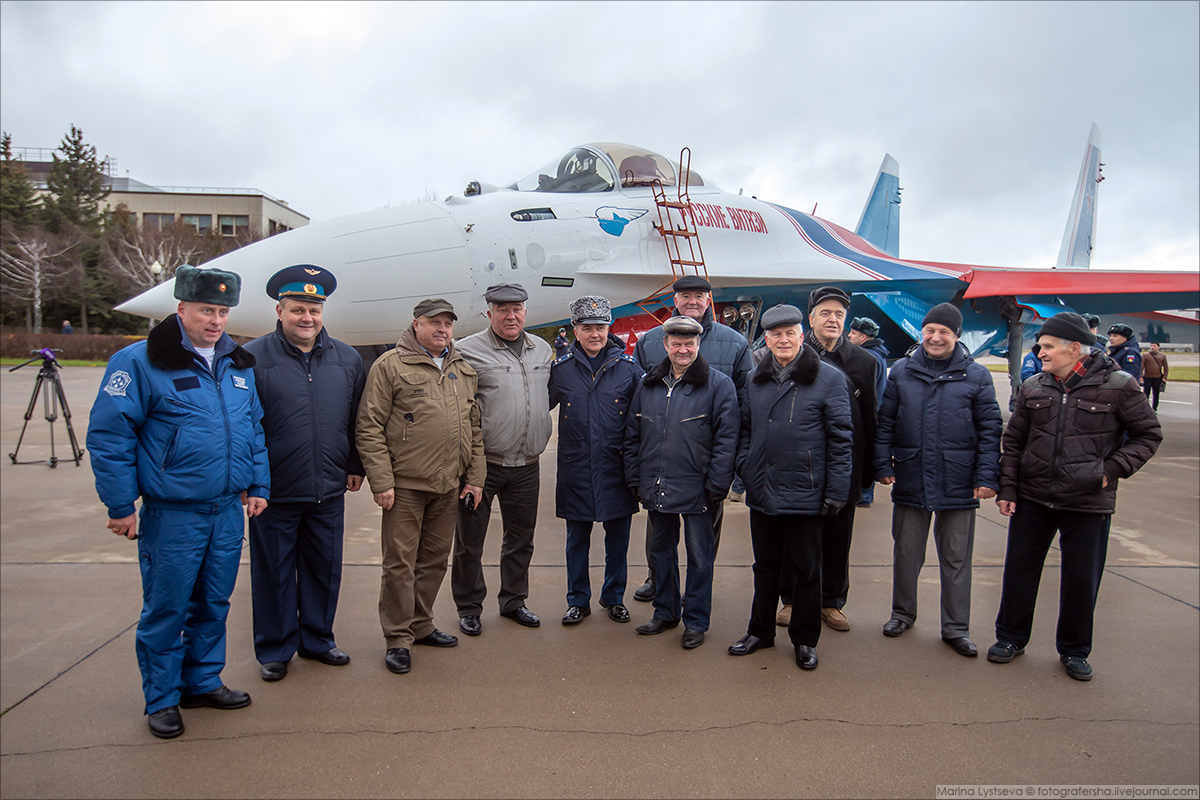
[805,331,878,500]
[243,324,365,503]
[632,306,753,406]
[737,345,854,515]
[999,350,1161,514]
[549,336,643,522]
[624,354,739,514]
[874,343,1002,510]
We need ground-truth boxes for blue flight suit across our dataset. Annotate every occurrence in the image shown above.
[87,315,269,715]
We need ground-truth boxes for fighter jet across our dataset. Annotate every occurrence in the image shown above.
[117,129,1198,358]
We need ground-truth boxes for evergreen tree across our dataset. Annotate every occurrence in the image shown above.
[39,125,114,332]
[0,132,41,230]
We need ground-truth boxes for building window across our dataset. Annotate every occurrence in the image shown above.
[144,213,175,232]
[219,215,250,236]
[268,219,291,236]
[182,214,212,233]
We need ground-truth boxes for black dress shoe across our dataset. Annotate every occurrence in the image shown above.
[562,605,590,624]
[943,636,978,657]
[500,606,541,627]
[147,706,184,739]
[414,629,458,647]
[681,629,705,649]
[261,661,288,681]
[599,601,630,623]
[300,647,350,666]
[795,645,819,670]
[385,648,411,674]
[635,618,680,635]
[728,634,774,656]
[180,685,251,710]
[459,615,482,636]
[633,577,656,602]
[882,619,911,637]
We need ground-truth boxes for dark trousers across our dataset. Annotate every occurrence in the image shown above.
[748,510,823,648]
[642,502,723,581]
[994,501,1110,658]
[564,516,632,607]
[249,496,346,664]
[780,503,856,609]
[452,462,539,616]
[1144,377,1163,410]
[647,510,716,632]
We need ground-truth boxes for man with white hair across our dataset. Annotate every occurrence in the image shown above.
[990,312,1161,681]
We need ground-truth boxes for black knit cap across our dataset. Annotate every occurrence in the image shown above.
[921,302,962,336]
[1038,312,1094,346]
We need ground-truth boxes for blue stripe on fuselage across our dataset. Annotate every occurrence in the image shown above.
[773,204,953,282]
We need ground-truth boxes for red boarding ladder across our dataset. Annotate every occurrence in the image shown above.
[638,147,708,320]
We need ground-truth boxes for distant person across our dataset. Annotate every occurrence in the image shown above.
[355,298,485,676]
[727,304,852,672]
[548,296,643,625]
[554,327,571,359]
[1081,314,1107,348]
[452,284,553,635]
[990,312,1161,681]
[1107,324,1142,382]
[846,316,888,509]
[629,275,752,604]
[1020,347,1043,382]
[60,320,74,335]
[874,303,1002,657]
[1141,341,1169,412]
[86,264,268,739]
[243,265,365,682]
[625,315,739,650]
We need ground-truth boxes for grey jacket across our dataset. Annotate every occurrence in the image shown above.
[456,327,553,467]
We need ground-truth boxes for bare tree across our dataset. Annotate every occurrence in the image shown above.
[103,213,216,295]
[1,222,80,332]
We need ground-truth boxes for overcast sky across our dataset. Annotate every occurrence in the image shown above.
[2,0,1197,272]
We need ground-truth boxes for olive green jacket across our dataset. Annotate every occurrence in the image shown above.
[356,327,486,495]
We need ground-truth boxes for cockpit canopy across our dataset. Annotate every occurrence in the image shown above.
[506,143,703,194]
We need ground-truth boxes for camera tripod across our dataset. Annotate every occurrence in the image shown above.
[8,349,84,468]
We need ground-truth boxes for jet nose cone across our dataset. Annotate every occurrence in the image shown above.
[111,203,474,344]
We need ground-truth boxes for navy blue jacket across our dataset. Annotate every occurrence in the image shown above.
[1109,337,1142,381]
[874,343,1003,510]
[1021,349,1043,382]
[243,323,365,504]
[632,306,752,406]
[624,354,739,514]
[87,314,270,519]
[737,345,853,515]
[549,336,644,522]
[805,332,878,500]
[860,337,890,407]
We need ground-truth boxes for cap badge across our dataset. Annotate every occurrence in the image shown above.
[219,283,227,292]
[304,283,317,294]
[304,268,321,275]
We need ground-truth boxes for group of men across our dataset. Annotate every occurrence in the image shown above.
[86,263,1162,740]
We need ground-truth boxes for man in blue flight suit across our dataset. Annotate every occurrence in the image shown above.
[87,264,270,739]
[243,266,366,682]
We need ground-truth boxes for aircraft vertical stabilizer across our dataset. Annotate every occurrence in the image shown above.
[854,154,901,257]
[1056,123,1103,268]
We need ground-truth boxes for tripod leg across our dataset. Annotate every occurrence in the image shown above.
[9,374,45,464]
[52,371,85,466]
[45,373,58,468]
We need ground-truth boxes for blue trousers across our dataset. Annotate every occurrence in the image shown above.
[249,496,345,664]
[564,516,631,607]
[136,497,244,715]
[647,510,716,632]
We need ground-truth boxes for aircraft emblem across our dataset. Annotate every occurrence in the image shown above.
[593,206,649,237]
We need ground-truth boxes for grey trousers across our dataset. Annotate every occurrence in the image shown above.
[890,505,976,638]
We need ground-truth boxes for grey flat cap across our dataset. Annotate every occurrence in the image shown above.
[484,283,528,304]
[413,298,458,319]
[761,304,805,330]
[570,295,612,325]
[672,275,712,292]
[663,315,703,336]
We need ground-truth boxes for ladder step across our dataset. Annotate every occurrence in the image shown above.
[657,200,689,209]
[671,260,705,267]
[659,229,697,237]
